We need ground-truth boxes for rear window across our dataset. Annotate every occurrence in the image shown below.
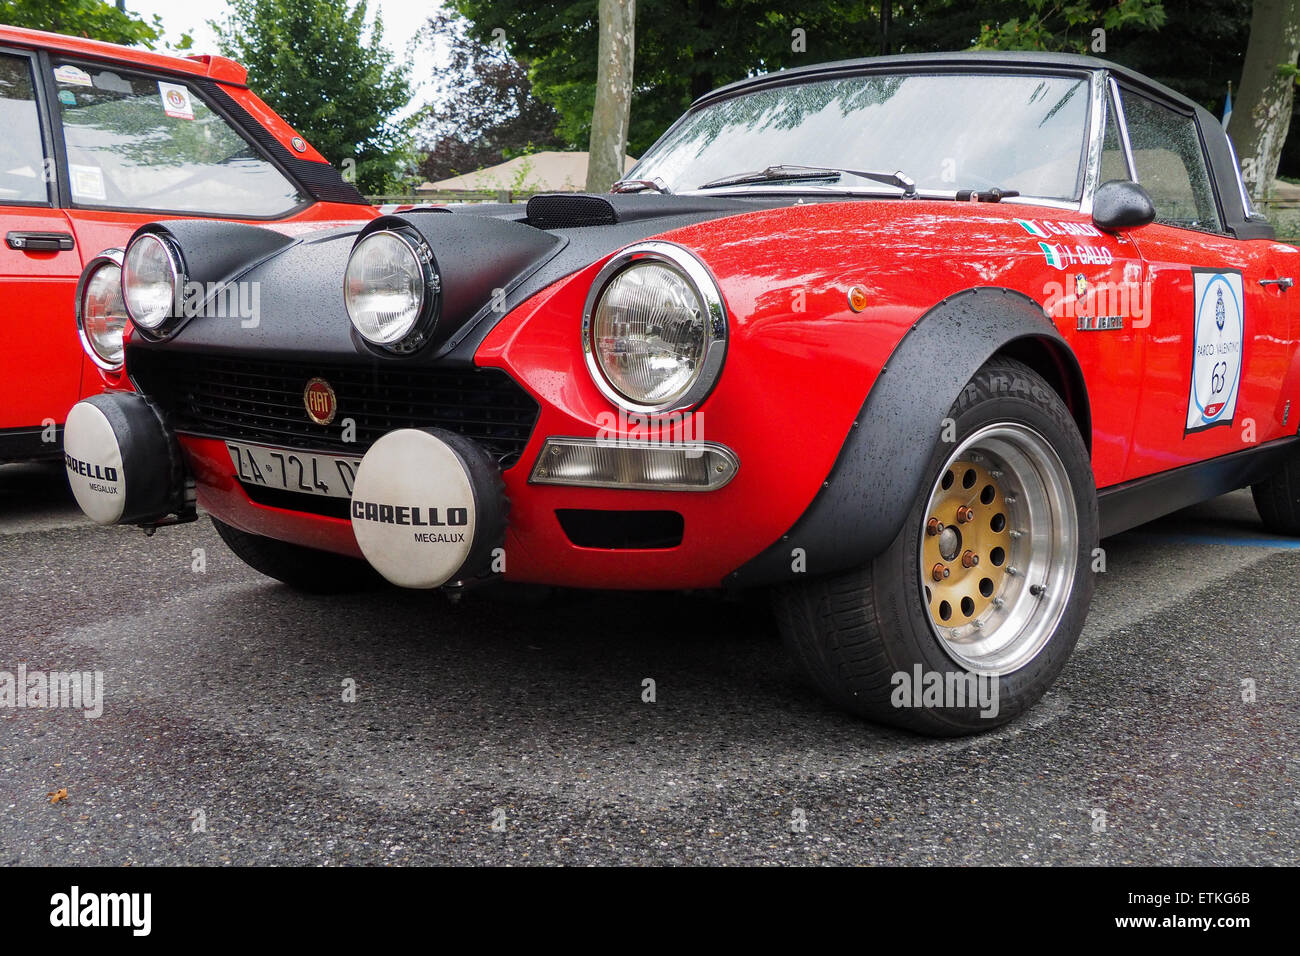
[51,60,305,217]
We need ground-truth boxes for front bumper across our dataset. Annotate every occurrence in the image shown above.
[100,250,880,589]
[181,433,758,590]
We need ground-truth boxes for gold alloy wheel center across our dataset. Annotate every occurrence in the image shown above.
[923,458,1012,627]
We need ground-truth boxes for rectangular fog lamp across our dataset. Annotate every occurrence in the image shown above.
[530,438,738,492]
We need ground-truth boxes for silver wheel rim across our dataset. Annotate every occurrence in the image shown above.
[919,422,1078,675]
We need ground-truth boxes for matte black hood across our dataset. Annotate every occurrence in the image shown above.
[125,193,783,369]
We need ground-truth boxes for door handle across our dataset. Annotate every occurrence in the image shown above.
[6,230,74,252]
[1258,277,1293,290]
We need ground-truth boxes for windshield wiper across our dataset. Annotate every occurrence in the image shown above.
[611,176,672,194]
[698,164,918,197]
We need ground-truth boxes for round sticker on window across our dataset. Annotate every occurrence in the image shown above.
[157,81,194,120]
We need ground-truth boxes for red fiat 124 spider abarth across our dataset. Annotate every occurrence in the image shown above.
[64,53,1300,735]
[0,25,371,463]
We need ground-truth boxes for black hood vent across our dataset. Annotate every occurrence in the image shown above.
[526,193,619,229]
[524,192,766,230]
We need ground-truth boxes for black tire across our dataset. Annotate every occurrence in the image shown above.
[212,516,384,593]
[773,357,1098,736]
[1251,448,1300,535]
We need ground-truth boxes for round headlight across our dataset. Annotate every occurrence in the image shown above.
[122,233,180,330]
[75,251,128,370]
[583,243,727,412]
[344,230,428,346]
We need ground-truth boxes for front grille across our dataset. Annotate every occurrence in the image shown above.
[129,350,540,466]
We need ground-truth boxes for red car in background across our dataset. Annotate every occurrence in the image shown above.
[0,25,372,462]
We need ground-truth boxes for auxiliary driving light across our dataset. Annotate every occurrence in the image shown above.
[121,232,182,331]
[343,228,437,349]
[75,250,128,370]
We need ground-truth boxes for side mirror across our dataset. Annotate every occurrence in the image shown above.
[1092,180,1156,231]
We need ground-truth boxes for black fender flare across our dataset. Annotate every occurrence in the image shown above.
[726,287,1089,588]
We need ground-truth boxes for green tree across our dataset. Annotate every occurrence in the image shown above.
[0,0,167,48]
[213,0,412,193]
[452,0,1293,178]
[1098,0,1251,112]
[971,0,1166,51]
[415,10,564,183]
[852,2,1248,114]
[451,1,1174,154]
[452,0,877,155]
[904,1,1246,107]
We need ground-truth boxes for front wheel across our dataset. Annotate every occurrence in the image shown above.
[1251,447,1300,536]
[774,358,1098,735]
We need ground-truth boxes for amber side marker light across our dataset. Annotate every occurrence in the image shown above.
[848,285,869,313]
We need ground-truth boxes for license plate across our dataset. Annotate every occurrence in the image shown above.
[226,441,361,500]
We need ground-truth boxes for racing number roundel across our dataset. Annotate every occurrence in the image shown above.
[1186,270,1244,433]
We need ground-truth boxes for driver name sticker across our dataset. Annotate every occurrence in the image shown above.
[1038,241,1113,270]
[69,164,106,202]
[1015,218,1103,238]
[1185,269,1244,434]
[158,82,194,120]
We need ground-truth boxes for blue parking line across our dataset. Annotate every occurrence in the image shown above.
[1123,532,1300,549]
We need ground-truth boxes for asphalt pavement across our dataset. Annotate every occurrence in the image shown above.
[1,459,1296,865]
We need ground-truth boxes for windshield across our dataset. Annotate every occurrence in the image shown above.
[631,72,1093,201]
[52,60,305,218]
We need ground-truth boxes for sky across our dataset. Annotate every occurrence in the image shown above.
[124,0,445,114]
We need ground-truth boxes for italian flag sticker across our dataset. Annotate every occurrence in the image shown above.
[1039,242,1066,270]
[1016,218,1050,237]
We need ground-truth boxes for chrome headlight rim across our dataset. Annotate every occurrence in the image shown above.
[582,241,728,416]
[75,248,128,371]
[121,231,183,335]
[343,226,440,353]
